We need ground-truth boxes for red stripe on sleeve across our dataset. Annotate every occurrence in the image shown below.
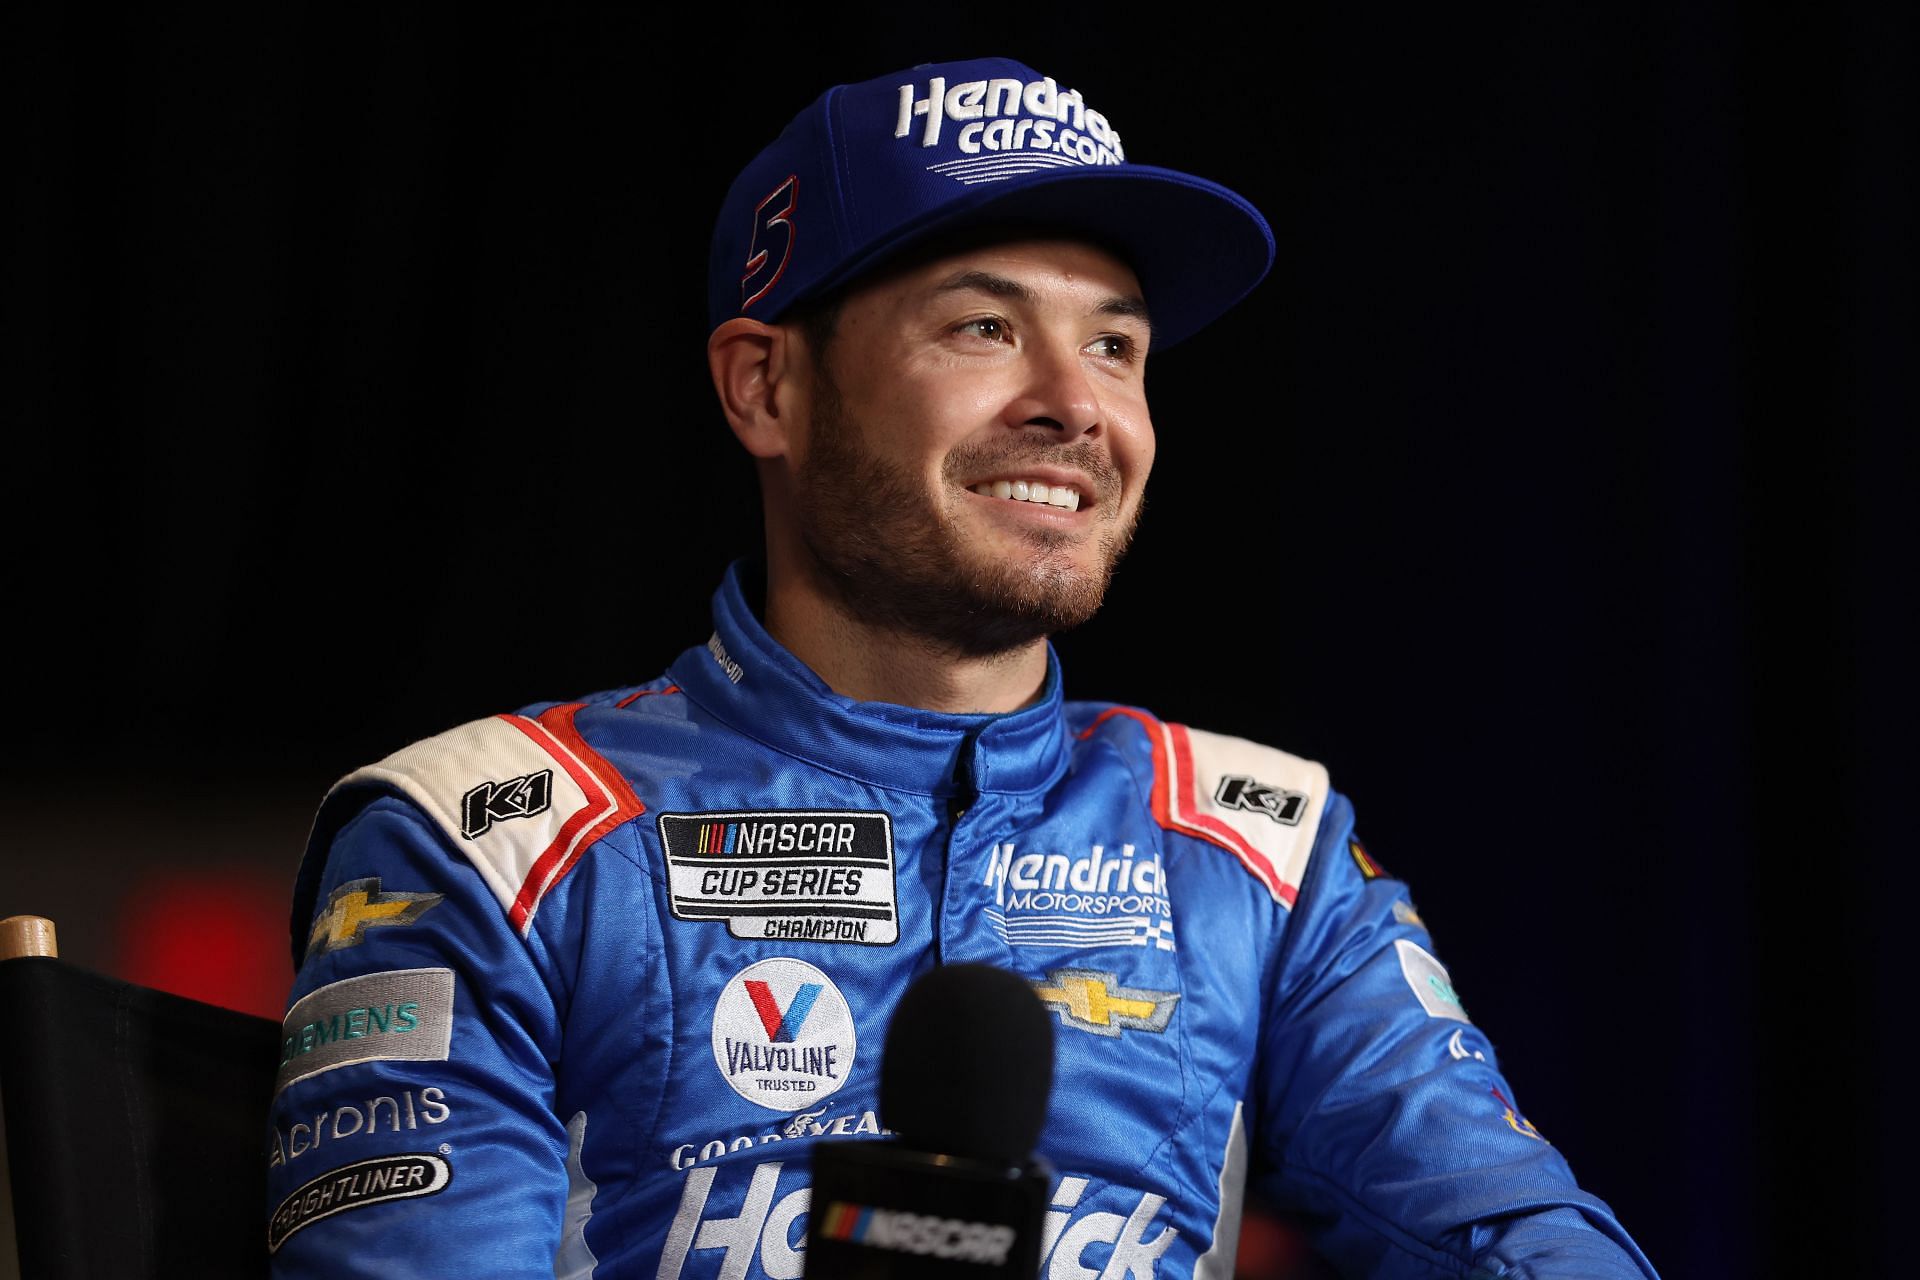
[1166,724,1288,900]
[500,705,647,932]
[1079,707,1299,906]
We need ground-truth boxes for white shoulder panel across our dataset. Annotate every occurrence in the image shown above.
[331,710,639,933]
[1155,723,1329,907]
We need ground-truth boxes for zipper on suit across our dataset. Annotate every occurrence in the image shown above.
[932,730,981,965]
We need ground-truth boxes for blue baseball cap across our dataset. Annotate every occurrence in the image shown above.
[708,56,1275,350]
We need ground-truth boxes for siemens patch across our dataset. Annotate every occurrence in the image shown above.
[1395,939,1471,1023]
[661,810,898,945]
[276,968,455,1096]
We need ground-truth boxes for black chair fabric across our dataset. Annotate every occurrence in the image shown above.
[0,957,280,1279]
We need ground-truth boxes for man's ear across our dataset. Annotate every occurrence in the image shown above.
[708,317,803,460]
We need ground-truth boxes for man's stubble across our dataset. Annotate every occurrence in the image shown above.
[791,365,1143,660]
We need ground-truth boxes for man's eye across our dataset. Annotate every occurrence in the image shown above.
[1088,334,1137,360]
[957,317,1009,342]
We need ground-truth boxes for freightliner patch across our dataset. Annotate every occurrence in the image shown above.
[268,1154,451,1252]
[660,810,898,945]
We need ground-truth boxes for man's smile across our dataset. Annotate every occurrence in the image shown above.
[967,479,1084,511]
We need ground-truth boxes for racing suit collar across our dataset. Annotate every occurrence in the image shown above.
[667,560,1071,799]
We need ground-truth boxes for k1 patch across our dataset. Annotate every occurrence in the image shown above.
[1395,939,1470,1023]
[661,810,898,945]
[711,957,857,1111]
[276,967,455,1096]
[460,768,552,839]
[1213,775,1308,825]
[268,1153,451,1252]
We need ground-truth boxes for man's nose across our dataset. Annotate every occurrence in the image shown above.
[1001,342,1102,440]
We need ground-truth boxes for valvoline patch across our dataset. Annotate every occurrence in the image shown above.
[711,958,857,1111]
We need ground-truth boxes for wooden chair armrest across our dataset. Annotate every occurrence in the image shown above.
[0,914,58,960]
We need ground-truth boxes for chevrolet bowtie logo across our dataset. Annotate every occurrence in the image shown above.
[1032,968,1179,1038]
[307,877,444,958]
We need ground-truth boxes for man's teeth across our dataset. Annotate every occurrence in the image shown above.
[971,480,1081,511]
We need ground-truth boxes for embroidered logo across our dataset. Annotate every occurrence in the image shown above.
[460,769,553,839]
[1032,968,1179,1039]
[981,841,1173,952]
[268,1154,451,1252]
[1395,939,1470,1023]
[1349,836,1389,881]
[307,877,444,958]
[894,73,1127,177]
[662,810,899,946]
[275,967,456,1096]
[1213,775,1307,826]
[782,1104,832,1140]
[1447,1028,1486,1063]
[711,958,857,1111]
[1493,1087,1547,1142]
[740,177,798,313]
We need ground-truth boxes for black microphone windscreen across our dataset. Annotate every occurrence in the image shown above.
[879,962,1054,1167]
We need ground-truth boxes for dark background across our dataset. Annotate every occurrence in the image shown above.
[3,6,1914,1278]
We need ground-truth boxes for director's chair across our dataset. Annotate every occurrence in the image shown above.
[0,915,280,1278]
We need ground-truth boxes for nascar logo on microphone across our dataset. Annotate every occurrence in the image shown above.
[817,1201,1016,1265]
[659,1162,1181,1277]
[711,958,857,1111]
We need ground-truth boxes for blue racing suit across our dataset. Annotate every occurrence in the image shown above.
[266,561,1658,1278]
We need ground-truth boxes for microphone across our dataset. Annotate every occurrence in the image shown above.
[804,962,1055,1277]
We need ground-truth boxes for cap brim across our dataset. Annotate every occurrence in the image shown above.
[792,165,1275,351]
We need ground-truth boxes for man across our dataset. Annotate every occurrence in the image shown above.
[267,56,1658,1278]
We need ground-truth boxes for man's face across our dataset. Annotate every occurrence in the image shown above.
[788,237,1156,657]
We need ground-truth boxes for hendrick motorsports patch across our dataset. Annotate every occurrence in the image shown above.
[661,810,898,945]
[711,957,857,1111]
[981,840,1175,952]
[268,1153,450,1252]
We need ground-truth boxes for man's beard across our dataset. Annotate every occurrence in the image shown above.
[791,372,1141,659]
